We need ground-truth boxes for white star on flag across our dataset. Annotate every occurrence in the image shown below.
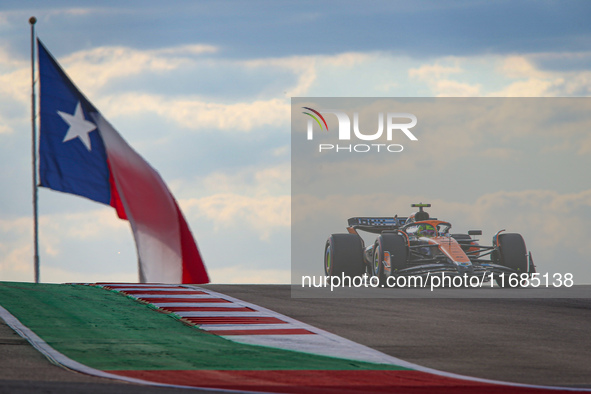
[57,102,97,151]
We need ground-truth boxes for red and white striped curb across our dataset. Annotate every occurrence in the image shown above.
[94,283,398,365]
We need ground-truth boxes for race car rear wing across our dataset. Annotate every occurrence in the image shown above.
[347,217,408,234]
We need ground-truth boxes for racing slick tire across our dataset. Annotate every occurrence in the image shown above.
[374,233,408,286]
[493,233,528,288]
[324,234,365,278]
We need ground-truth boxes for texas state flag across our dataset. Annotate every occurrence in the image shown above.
[37,39,209,284]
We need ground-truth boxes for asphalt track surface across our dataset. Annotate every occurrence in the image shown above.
[0,284,590,393]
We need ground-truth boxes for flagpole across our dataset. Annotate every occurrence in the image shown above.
[30,16,40,283]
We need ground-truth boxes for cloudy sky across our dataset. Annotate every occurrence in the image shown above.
[1,1,591,284]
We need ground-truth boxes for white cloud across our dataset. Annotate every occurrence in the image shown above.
[183,193,290,240]
[489,78,559,97]
[490,54,591,97]
[0,66,29,105]
[243,55,318,97]
[406,53,591,98]
[0,244,32,282]
[0,216,31,235]
[181,164,290,198]
[409,62,463,79]
[0,42,219,108]
[0,217,33,280]
[62,44,218,95]
[376,81,399,93]
[0,113,14,134]
[0,122,12,134]
[272,145,289,157]
[434,79,481,97]
[95,51,384,130]
[322,52,373,67]
[101,94,289,132]
[408,58,482,96]
[242,52,372,97]
[44,208,127,236]
[175,164,291,241]
[497,56,549,80]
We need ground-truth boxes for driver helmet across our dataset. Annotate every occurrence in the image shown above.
[417,224,436,237]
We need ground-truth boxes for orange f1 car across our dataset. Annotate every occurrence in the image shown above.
[324,203,536,287]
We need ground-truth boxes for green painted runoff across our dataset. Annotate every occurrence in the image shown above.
[0,282,408,371]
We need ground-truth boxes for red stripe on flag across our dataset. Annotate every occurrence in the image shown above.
[108,160,127,220]
[184,316,287,325]
[208,328,315,336]
[176,202,209,284]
